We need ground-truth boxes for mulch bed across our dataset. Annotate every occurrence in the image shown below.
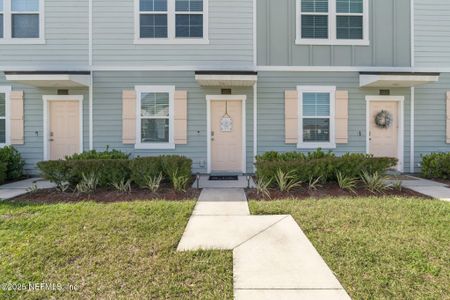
[9,185,201,204]
[246,182,430,200]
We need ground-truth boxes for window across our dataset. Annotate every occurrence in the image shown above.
[135,86,175,149]
[0,87,11,146]
[136,0,208,44]
[297,86,336,149]
[296,0,368,45]
[0,0,44,43]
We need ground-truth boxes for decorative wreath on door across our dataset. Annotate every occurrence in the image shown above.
[374,110,393,129]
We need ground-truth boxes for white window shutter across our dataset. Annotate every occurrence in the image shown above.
[335,90,349,144]
[285,90,298,144]
[122,90,136,144]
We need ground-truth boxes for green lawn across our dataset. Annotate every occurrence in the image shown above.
[0,201,233,299]
[250,197,450,300]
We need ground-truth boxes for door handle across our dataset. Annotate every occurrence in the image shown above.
[49,139,54,142]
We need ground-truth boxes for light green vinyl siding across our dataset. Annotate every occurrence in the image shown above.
[93,0,254,68]
[414,0,450,67]
[93,71,254,173]
[257,71,412,169]
[257,0,411,67]
[0,0,89,69]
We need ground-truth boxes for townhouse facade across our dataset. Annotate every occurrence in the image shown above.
[0,0,449,174]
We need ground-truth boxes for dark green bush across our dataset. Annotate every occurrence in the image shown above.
[66,148,130,160]
[130,157,163,187]
[160,155,192,178]
[255,151,397,184]
[0,162,7,184]
[422,153,450,179]
[37,160,71,188]
[0,146,25,180]
[67,159,131,187]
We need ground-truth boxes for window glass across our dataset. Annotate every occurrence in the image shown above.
[176,14,203,38]
[0,15,3,39]
[0,0,3,11]
[336,0,363,13]
[140,0,167,12]
[140,14,168,38]
[336,15,363,39]
[301,0,328,13]
[175,0,203,12]
[303,93,330,116]
[141,119,169,143]
[301,15,328,39]
[12,0,39,11]
[141,93,169,117]
[12,14,39,38]
[0,93,5,144]
[303,119,330,142]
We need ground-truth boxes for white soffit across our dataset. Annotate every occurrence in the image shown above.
[360,74,440,88]
[5,74,90,88]
[195,74,258,87]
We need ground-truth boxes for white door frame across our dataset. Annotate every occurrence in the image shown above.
[366,95,404,172]
[206,95,247,174]
[43,95,84,160]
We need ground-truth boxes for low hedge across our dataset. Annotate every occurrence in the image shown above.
[0,162,7,184]
[255,151,397,184]
[0,146,25,181]
[421,153,450,179]
[66,148,130,160]
[37,155,192,189]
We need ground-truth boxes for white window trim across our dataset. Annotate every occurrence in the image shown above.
[0,0,45,44]
[134,0,209,45]
[297,85,336,149]
[295,0,369,46]
[0,86,11,147]
[135,85,175,150]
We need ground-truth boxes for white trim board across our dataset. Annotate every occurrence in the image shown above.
[365,95,405,172]
[134,85,175,150]
[206,94,247,174]
[0,86,12,147]
[42,95,84,161]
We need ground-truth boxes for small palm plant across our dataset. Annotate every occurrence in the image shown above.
[336,171,358,194]
[112,178,132,193]
[308,176,322,192]
[170,170,190,192]
[360,171,388,194]
[76,173,99,194]
[255,177,272,199]
[274,169,301,192]
[145,173,163,193]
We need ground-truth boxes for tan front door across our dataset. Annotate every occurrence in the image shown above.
[210,100,243,173]
[49,101,81,160]
[369,101,399,161]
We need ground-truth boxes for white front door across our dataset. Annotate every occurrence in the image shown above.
[210,100,243,173]
[369,100,400,167]
[49,100,81,160]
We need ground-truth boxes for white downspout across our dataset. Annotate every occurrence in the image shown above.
[253,82,257,173]
[410,0,415,173]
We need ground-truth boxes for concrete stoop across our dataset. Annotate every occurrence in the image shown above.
[177,188,351,300]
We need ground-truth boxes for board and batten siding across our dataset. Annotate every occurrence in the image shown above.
[93,0,254,68]
[93,71,254,173]
[414,73,450,171]
[0,73,89,174]
[257,71,412,169]
[414,0,450,67]
[0,0,89,69]
[257,0,411,67]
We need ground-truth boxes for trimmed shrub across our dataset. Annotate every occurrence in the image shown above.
[0,162,7,184]
[0,146,25,180]
[422,153,450,179]
[37,160,71,189]
[255,151,397,185]
[66,148,130,160]
[67,159,131,187]
[160,155,192,179]
[130,157,163,188]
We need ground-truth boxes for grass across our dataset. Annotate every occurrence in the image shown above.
[249,197,450,299]
[0,201,233,299]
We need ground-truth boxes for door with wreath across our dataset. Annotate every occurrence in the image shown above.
[369,101,399,161]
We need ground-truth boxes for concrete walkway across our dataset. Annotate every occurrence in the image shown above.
[178,188,351,299]
[397,176,450,202]
[0,178,55,200]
